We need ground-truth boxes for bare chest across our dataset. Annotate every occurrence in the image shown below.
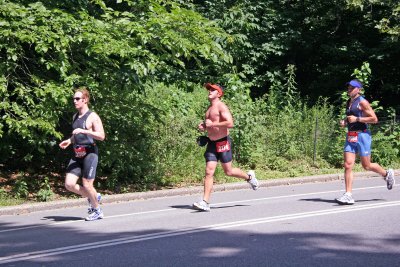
[206,107,220,121]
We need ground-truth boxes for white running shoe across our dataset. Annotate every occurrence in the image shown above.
[85,208,104,221]
[193,200,210,211]
[385,169,395,190]
[335,192,355,205]
[247,170,259,190]
[87,193,102,214]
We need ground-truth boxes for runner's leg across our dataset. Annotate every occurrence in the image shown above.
[65,173,88,197]
[203,161,218,203]
[344,152,356,193]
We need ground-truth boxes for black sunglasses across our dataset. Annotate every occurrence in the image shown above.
[73,97,82,101]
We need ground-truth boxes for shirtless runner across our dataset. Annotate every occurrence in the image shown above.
[192,83,259,211]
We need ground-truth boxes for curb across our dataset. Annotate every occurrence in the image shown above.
[0,170,391,216]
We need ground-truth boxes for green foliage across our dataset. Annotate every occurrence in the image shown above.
[98,82,208,189]
[352,62,371,87]
[194,0,400,110]
[36,177,54,202]
[12,178,28,199]
[0,0,231,171]
[372,131,399,167]
[377,7,400,37]
[227,64,342,170]
[349,1,400,38]
[1,0,399,200]
[0,188,25,206]
[370,108,400,167]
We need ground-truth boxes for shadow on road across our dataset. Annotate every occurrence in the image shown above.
[171,204,250,213]
[300,198,384,204]
[1,215,400,267]
[42,216,83,222]
[299,198,338,204]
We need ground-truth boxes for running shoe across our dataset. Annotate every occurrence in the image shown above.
[87,193,102,214]
[247,170,259,190]
[85,207,104,221]
[193,200,210,211]
[335,192,355,205]
[385,169,395,190]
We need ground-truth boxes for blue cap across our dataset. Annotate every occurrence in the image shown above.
[346,80,363,88]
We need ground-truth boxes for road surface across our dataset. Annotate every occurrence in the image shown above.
[0,176,399,266]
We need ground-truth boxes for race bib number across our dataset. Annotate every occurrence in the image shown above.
[216,140,230,153]
[74,146,87,158]
[347,131,358,143]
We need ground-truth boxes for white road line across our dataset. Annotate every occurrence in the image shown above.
[1,200,399,264]
[0,208,176,233]
[0,185,388,234]
[212,185,386,206]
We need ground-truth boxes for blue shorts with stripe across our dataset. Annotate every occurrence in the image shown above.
[343,131,371,156]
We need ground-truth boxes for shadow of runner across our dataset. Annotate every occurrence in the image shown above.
[42,216,83,222]
[170,205,193,209]
[170,204,250,211]
[299,198,384,204]
[299,198,342,204]
[212,204,250,209]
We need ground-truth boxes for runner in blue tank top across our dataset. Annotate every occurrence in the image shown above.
[59,87,106,220]
[335,79,395,205]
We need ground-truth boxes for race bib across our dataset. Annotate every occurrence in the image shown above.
[216,140,230,153]
[347,131,358,143]
[74,146,87,158]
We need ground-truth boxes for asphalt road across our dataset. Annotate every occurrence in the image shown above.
[0,173,399,267]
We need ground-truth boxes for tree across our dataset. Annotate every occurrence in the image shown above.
[192,0,400,108]
[0,0,231,174]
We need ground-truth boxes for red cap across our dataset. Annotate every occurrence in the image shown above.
[204,83,224,97]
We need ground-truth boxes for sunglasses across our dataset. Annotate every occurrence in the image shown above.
[73,97,83,101]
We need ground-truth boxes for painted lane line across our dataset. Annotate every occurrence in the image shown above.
[0,185,389,234]
[213,185,387,207]
[0,208,176,233]
[1,200,399,264]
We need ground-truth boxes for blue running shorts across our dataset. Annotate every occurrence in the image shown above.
[344,131,371,156]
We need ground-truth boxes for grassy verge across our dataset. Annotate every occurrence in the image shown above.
[0,190,25,207]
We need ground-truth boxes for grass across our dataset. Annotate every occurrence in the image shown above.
[0,194,25,207]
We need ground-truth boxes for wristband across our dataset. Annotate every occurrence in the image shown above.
[356,117,360,122]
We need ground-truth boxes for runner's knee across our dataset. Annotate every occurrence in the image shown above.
[82,180,94,190]
[64,182,75,192]
[223,169,233,176]
[361,162,371,170]
[205,166,216,177]
[344,162,353,170]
